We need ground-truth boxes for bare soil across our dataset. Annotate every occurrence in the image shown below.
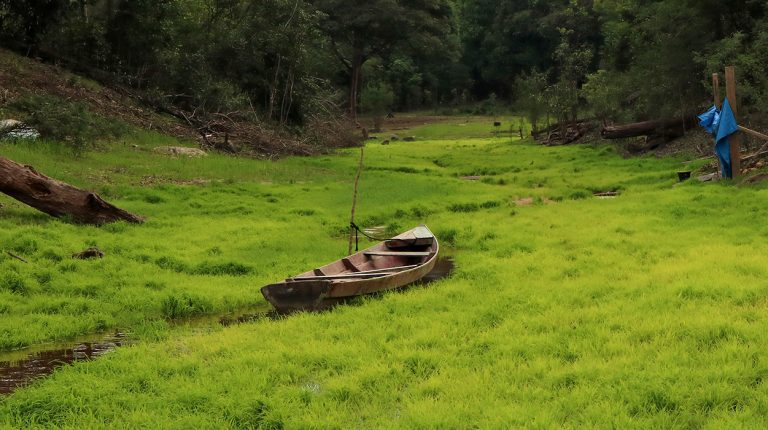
[0,49,196,141]
[358,114,456,133]
[0,49,358,156]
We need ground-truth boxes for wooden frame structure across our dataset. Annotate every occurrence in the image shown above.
[712,67,768,178]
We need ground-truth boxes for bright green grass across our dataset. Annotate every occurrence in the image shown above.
[4,130,768,428]
[406,116,530,140]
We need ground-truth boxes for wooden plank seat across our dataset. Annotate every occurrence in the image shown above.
[289,264,419,281]
[290,272,395,281]
[363,251,432,257]
[342,258,360,272]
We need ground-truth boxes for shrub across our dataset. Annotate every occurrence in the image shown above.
[9,95,128,154]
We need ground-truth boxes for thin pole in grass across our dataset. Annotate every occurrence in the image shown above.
[348,146,365,255]
[725,66,742,177]
[712,73,721,109]
[712,73,722,174]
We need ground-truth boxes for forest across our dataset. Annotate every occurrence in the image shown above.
[3,0,767,135]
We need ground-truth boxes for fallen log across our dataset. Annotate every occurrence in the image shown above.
[601,117,697,139]
[0,156,144,225]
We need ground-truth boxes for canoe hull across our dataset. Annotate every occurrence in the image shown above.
[261,225,439,312]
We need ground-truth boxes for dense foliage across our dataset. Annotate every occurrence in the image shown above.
[1,0,768,128]
[461,0,768,129]
[0,0,460,125]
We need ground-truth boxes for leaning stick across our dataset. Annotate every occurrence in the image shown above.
[348,146,365,255]
[6,251,28,264]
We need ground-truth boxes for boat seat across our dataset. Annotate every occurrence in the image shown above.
[290,272,397,281]
[363,251,431,257]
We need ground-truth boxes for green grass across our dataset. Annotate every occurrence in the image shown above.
[3,129,768,428]
[407,116,530,140]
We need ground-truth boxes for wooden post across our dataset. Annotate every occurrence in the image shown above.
[725,66,741,177]
[712,73,721,109]
[712,73,722,174]
[348,146,364,255]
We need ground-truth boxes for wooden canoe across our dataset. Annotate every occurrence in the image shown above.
[261,225,439,312]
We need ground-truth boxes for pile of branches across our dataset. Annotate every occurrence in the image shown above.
[534,122,595,146]
[130,91,362,158]
[302,113,363,151]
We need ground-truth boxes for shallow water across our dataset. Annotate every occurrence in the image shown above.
[0,309,265,396]
[0,332,127,395]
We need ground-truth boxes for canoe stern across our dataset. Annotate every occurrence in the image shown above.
[261,280,333,313]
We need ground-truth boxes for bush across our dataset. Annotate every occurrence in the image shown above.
[9,95,128,154]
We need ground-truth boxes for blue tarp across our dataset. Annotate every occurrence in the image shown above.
[698,105,720,134]
[698,99,739,178]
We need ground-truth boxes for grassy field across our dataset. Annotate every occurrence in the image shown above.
[361,112,530,140]
[3,123,768,428]
[407,117,529,140]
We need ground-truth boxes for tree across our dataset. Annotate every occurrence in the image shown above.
[515,70,548,133]
[310,0,454,118]
[361,83,394,131]
[460,0,569,100]
[0,0,69,49]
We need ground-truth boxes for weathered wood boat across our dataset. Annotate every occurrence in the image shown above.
[261,225,439,312]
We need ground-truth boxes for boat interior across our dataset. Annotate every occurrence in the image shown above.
[287,226,437,283]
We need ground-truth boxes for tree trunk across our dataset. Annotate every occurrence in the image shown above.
[0,156,144,225]
[267,55,282,122]
[601,116,696,139]
[349,47,363,119]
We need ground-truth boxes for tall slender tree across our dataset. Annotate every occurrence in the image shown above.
[310,0,454,118]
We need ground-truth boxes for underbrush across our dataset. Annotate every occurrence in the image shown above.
[8,94,129,154]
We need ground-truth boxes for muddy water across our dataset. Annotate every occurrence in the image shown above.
[0,258,455,396]
[0,332,128,395]
[0,308,266,396]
